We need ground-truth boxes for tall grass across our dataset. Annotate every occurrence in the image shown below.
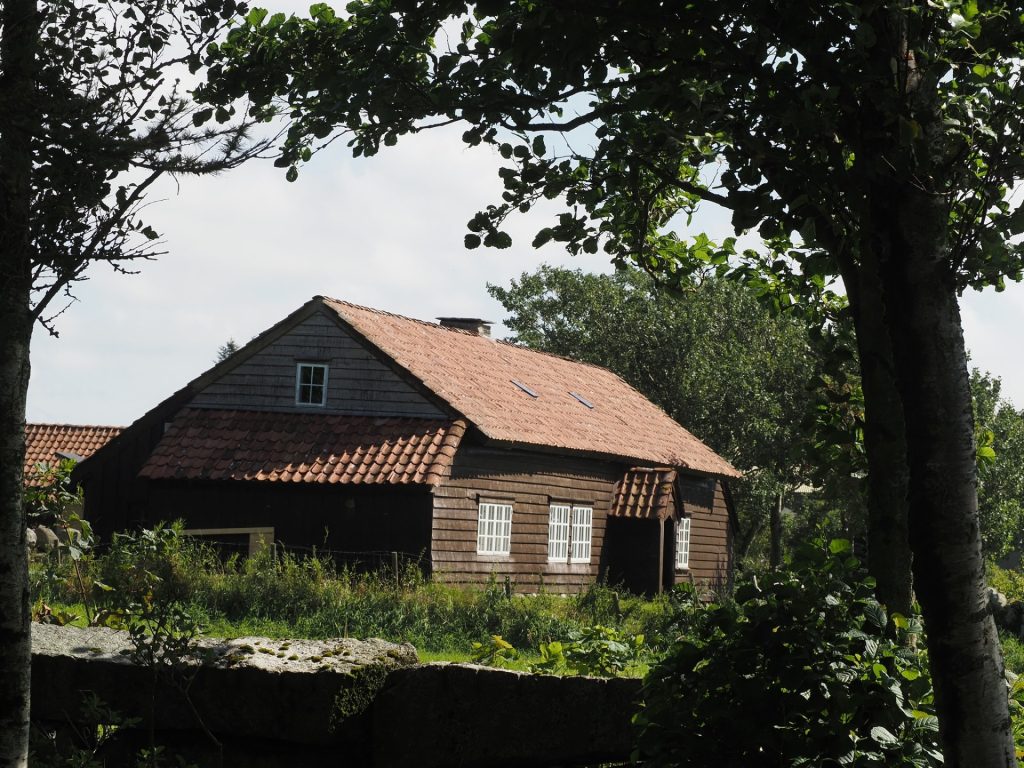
[31,531,680,654]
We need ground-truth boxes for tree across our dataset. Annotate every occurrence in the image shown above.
[216,338,240,362]
[200,1,1024,761]
[489,265,826,562]
[0,2,263,763]
[972,370,1024,561]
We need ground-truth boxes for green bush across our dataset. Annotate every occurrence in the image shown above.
[989,562,1024,603]
[95,523,218,609]
[635,540,941,768]
[1003,634,1024,677]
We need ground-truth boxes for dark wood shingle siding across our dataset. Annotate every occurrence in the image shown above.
[190,312,446,418]
[674,477,732,591]
[431,446,618,592]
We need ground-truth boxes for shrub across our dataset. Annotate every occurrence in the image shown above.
[634,540,941,768]
[95,523,217,609]
[989,562,1024,603]
[1004,634,1024,677]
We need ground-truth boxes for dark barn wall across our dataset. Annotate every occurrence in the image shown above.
[431,445,621,593]
[72,393,192,541]
[138,481,434,569]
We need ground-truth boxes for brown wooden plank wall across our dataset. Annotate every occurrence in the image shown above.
[431,445,621,593]
[672,477,732,594]
[190,311,446,418]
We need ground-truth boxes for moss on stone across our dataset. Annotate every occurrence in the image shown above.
[331,663,392,727]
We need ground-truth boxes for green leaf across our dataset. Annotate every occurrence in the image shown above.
[245,7,268,26]
[912,714,939,732]
[863,601,888,630]
[870,726,898,745]
[829,539,852,554]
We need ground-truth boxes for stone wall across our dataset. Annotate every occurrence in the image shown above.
[30,624,641,767]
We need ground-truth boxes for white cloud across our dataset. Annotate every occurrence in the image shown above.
[26,125,613,425]
[961,282,1024,408]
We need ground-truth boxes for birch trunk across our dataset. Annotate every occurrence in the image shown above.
[877,184,1014,766]
[0,0,38,764]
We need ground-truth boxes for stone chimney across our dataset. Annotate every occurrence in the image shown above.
[437,317,493,337]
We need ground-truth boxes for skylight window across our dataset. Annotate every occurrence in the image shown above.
[511,379,539,398]
[569,391,594,409]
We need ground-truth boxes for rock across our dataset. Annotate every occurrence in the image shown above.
[25,528,36,550]
[373,663,641,768]
[995,599,1024,639]
[990,587,1009,614]
[33,526,58,552]
[31,623,418,746]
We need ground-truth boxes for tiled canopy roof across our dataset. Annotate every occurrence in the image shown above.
[610,468,678,520]
[139,408,465,486]
[322,297,740,478]
[24,423,122,482]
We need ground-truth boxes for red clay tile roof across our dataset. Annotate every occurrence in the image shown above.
[321,297,740,478]
[139,408,465,486]
[611,468,678,519]
[24,423,122,482]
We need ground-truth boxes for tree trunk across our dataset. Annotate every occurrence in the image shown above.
[851,256,914,616]
[877,184,1014,766]
[0,1,38,765]
[769,491,782,568]
[0,306,32,768]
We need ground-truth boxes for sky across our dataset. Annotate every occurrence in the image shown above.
[23,6,1024,426]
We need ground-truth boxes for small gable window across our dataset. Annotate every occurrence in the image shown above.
[296,363,328,406]
[675,516,691,570]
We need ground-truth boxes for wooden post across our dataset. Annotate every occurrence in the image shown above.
[392,551,400,589]
[657,518,666,594]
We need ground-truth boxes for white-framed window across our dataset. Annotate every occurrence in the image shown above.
[477,502,513,555]
[548,504,570,561]
[548,503,593,564]
[296,363,328,406]
[676,516,691,570]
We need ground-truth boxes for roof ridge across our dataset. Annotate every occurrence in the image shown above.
[319,294,621,374]
[26,423,123,430]
[319,295,478,337]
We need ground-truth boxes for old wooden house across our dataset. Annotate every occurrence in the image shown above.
[74,296,740,594]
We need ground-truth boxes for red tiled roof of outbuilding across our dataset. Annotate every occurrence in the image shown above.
[321,297,740,478]
[24,423,122,482]
[139,408,465,486]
